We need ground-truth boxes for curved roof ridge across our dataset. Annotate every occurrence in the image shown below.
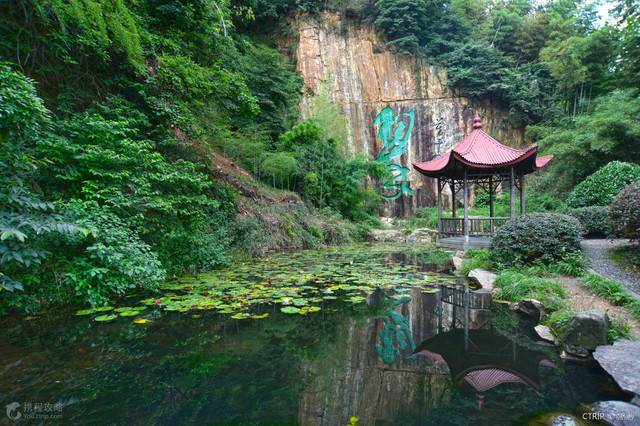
[411,114,552,178]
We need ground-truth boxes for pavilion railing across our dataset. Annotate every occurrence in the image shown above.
[440,217,511,237]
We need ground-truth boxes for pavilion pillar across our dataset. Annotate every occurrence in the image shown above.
[437,177,442,238]
[450,180,456,218]
[463,169,469,244]
[489,175,494,218]
[510,166,516,220]
[520,170,525,215]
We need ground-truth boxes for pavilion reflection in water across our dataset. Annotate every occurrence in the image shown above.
[298,282,559,425]
[418,283,557,409]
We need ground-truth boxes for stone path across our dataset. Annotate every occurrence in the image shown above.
[581,239,640,297]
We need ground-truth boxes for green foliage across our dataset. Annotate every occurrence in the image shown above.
[580,272,640,318]
[490,213,582,265]
[60,201,165,306]
[608,315,632,342]
[459,249,494,277]
[493,269,567,312]
[0,64,83,292]
[524,193,566,213]
[542,309,575,338]
[609,179,640,243]
[567,206,609,237]
[35,0,146,73]
[611,244,640,270]
[275,120,387,222]
[38,112,234,274]
[566,161,640,208]
[440,40,513,98]
[544,252,587,277]
[374,0,427,54]
[530,90,640,196]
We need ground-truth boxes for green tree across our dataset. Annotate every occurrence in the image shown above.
[0,64,81,293]
[374,0,428,54]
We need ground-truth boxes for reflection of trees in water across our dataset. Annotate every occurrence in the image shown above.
[0,285,588,425]
[298,285,580,425]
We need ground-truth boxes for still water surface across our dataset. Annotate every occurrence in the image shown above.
[0,244,624,424]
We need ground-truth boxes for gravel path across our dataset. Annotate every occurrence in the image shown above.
[581,239,640,297]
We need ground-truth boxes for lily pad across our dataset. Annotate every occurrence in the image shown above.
[281,306,301,314]
[119,310,141,317]
[94,314,117,322]
[93,306,114,312]
[76,309,95,316]
[133,318,152,324]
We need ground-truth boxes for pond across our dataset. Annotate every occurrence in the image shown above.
[0,243,626,425]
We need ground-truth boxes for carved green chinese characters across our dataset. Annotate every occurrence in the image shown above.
[374,107,415,199]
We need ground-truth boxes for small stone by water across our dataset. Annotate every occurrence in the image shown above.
[468,269,496,291]
[510,298,545,323]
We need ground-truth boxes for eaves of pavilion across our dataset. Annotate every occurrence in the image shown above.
[412,113,553,247]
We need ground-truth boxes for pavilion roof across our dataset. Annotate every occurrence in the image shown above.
[412,112,553,179]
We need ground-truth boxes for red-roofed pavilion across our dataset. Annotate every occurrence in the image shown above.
[412,112,552,248]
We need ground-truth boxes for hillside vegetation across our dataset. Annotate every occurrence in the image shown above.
[1,0,639,313]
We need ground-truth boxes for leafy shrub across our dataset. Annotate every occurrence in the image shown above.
[490,213,582,265]
[0,63,84,292]
[493,270,567,312]
[566,161,640,208]
[525,193,566,213]
[568,206,609,237]
[609,179,640,243]
[414,207,439,228]
[61,201,165,305]
[473,190,490,208]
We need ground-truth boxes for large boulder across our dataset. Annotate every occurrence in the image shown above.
[370,229,405,242]
[509,298,545,323]
[468,269,496,291]
[562,309,610,355]
[406,228,437,243]
[594,339,640,398]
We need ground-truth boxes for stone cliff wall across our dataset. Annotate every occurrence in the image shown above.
[291,12,525,217]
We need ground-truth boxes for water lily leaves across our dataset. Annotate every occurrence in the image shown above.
[119,310,141,317]
[76,309,95,316]
[133,318,152,324]
[134,242,457,318]
[250,313,269,319]
[93,306,113,312]
[94,314,117,322]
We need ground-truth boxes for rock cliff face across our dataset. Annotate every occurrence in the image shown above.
[291,12,525,217]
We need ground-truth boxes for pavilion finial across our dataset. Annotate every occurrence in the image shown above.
[473,111,483,129]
